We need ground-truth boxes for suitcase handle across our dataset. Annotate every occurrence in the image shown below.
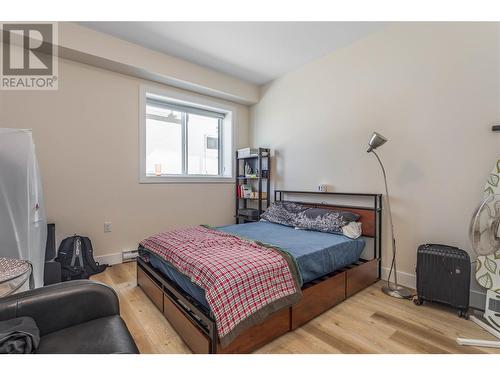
[425,243,459,250]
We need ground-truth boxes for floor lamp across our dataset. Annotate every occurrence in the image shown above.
[367,132,412,299]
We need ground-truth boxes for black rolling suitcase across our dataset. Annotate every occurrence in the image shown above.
[414,244,470,318]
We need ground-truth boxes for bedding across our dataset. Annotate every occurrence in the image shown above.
[219,221,365,282]
[294,207,361,234]
[140,221,365,309]
[139,225,301,347]
[259,201,307,227]
[341,221,363,239]
[260,201,361,235]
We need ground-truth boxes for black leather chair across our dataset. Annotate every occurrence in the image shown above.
[0,280,139,354]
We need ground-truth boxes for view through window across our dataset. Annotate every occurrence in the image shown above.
[145,96,225,177]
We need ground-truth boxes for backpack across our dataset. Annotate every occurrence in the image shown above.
[56,235,108,281]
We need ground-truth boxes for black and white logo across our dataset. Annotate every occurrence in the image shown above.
[1,22,58,90]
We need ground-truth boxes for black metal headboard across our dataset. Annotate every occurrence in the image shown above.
[274,190,382,275]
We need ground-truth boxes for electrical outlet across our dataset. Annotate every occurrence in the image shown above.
[104,222,112,233]
[318,184,328,192]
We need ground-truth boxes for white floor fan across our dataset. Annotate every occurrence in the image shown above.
[456,193,500,348]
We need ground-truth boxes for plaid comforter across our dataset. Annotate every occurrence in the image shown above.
[140,225,301,347]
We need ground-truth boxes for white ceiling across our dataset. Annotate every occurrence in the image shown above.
[80,22,387,85]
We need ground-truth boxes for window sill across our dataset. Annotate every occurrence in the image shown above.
[139,175,235,184]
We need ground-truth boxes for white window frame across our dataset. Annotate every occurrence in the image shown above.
[139,85,235,184]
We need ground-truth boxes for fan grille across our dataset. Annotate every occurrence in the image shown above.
[470,194,500,256]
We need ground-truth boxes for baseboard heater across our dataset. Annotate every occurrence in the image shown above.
[122,249,138,262]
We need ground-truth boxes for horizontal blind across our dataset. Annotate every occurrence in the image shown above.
[146,96,226,119]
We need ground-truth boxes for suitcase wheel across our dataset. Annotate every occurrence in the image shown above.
[458,309,469,319]
[413,296,424,306]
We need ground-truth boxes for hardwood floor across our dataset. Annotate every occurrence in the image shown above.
[91,262,500,354]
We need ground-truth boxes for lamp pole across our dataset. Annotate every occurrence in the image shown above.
[368,133,412,299]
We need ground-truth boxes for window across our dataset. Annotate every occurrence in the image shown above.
[140,87,234,183]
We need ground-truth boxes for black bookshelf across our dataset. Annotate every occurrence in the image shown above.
[235,147,271,223]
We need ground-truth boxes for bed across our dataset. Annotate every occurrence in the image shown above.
[141,221,366,309]
[136,190,382,353]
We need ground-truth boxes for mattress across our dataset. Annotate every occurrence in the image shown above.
[142,221,365,309]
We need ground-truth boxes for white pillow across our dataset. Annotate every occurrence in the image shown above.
[342,221,362,239]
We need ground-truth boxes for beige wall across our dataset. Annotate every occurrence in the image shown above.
[250,22,500,303]
[58,23,259,105]
[0,58,249,260]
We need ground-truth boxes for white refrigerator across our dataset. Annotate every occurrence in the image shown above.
[0,128,47,288]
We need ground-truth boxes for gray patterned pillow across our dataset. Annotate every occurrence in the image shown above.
[260,201,307,227]
[294,208,360,234]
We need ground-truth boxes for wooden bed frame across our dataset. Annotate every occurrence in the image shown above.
[136,190,382,353]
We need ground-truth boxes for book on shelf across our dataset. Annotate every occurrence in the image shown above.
[241,184,252,198]
[238,186,268,199]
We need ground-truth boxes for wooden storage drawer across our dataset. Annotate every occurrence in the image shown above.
[137,265,163,312]
[291,272,346,330]
[217,307,290,354]
[163,294,210,354]
[346,259,378,297]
